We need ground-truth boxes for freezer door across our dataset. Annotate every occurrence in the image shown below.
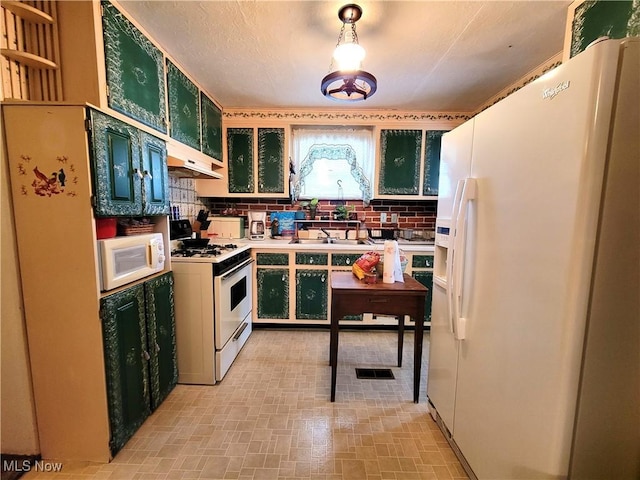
[428,116,475,434]
[437,120,475,219]
[451,40,623,478]
[427,280,459,433]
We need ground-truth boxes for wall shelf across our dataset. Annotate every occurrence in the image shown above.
[1,49,58,69]
[2,1,53,24]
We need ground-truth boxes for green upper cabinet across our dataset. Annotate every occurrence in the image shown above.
[201,92,223,161]
[90,109,169,217]
[423,130,447,196]
[90,109,142,216]
[257,128,285,193]
[167,60,201,151]
[140,131,170,215]
[378,129,422,195]
[100,284,150,456]
[227,128,254,194]
[570,0,639,58]
[101,1,166,133]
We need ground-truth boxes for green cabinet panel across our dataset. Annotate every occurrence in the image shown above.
[412,271,433,323]
[140,131,170,215]
[295,252,328,265]
[101,1,166,133]
[201,92,222,160]
[90,109,169,217]
[256,253,289,266]
[423,130,447,196]
[331,253,362,267]
[412,255,434,269]
[90,109,142,216]
[257,269,289,319]
[570,1,639,58]
[144,272,178,411]
[296,269,328,320]
[378,129,422,195]
[101,284,150,456]
[258,128,285,193]
[167,60,201,151]
[100,274,177,456]
[227,128,254,193]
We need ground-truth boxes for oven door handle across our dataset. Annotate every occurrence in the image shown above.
[220,258,255,281]
[233,322,249,341]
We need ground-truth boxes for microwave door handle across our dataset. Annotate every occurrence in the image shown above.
[148,242,159,267]
[220,258,255,281]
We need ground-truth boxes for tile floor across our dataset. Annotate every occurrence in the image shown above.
[23,329,468,480]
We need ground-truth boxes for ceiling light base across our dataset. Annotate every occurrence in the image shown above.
[321,70,377,102]
[338,4,362,24]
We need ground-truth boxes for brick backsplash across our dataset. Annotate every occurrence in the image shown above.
[170,174,437,232]
[200,197,437,232]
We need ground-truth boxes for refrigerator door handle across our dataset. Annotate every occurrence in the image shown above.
[447,179,465,334]
[452,178,477,340]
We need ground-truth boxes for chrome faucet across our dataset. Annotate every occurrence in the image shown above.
[319,228,335,243]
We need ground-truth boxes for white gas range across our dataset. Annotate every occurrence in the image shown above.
[171,241,253,384]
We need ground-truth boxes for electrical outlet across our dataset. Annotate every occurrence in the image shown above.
[391,213,398,223]
[380,212,387,223]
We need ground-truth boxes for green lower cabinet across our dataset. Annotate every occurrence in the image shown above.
[411,271,434,323]
[101,284,150,456]
[144,272,178,410]
[296,269,328,320]
[331,253,361,267]
[256,253,289,266]
[295,252,328,265]
[257,268,289,319]
[100,272,178,456]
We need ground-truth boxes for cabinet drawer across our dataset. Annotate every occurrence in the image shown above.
[412,255,434,268]
[256,253,289,266]
[295,252,328,265]
[331,253,361,267]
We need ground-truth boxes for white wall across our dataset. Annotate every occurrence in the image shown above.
[1,138,40,455]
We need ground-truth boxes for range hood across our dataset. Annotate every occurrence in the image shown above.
[167,155,222,179]
[166,140,222,179]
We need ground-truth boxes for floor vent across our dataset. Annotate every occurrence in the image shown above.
[355,368,395,379]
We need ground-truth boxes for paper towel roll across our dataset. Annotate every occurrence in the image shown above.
[383,240,397,284]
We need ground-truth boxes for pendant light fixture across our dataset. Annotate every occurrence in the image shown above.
[321,4,377,101]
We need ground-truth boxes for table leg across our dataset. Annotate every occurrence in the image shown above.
[414,300,425,403]
[330,308,339,402]
[398,315,404,367]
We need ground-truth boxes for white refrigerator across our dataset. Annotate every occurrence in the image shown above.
[427,38,639,480]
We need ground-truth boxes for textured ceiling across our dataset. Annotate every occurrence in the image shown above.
[117,0,571,112]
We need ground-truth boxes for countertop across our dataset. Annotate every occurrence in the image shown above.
[236,238,435,253]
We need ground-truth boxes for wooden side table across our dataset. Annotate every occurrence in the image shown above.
[329,272,428,403]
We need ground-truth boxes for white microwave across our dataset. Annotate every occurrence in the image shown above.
[98,233,166,291]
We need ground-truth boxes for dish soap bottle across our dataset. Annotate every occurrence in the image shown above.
[270,218,279,238]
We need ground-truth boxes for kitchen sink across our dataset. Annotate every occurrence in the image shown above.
[289,238,372,245]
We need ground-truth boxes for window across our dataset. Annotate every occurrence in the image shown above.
[291,126,374,204]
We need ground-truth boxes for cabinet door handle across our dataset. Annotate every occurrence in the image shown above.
[143,349,150,361]
[143,170,153,180]
[155,342,160,353]
[133,168,144,179]
[346,258,351,265]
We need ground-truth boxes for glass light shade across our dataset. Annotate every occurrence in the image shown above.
[333,42,365,71]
